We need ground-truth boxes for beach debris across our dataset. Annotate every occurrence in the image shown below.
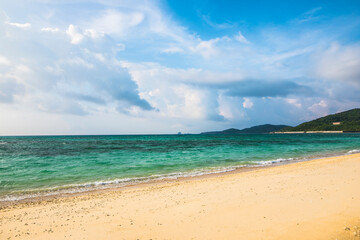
[344,226,350,231]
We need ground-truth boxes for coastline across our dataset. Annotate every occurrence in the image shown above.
[1,153,360,239]
[1,148,357,207]
[0,157,281,208]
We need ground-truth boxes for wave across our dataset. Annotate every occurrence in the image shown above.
[347,149,360,154]
[0,156,309,202]
[3,153,352,202]
[0,141,7,145]
[0,166,239,202]
[254,157,295,166]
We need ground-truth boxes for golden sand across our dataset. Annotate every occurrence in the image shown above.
[1,153,360,239]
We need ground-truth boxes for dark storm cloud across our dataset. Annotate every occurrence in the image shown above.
[102,74,154,111]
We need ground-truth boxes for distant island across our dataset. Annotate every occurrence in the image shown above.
[201,124,290,134]
[201,108,360,134]
[279,108,360,133]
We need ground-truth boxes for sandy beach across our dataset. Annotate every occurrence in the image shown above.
[1,153,360,240]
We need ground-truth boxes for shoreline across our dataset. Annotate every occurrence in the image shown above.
[1,153,360,239]
[0,159,275,209]
[1,149,359,208]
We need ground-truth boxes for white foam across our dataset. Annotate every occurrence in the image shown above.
[254,157,294,166]
[347,149,360,154]
[0,166,239,202]
[2,153,347,202]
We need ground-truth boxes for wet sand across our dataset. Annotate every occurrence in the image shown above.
[1,153,360,239]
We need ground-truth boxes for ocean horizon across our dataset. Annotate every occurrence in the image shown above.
[1,133,360,202]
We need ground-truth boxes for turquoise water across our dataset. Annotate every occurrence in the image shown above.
[1,134,360,201]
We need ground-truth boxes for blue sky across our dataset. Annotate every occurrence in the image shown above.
[0,0,360,135]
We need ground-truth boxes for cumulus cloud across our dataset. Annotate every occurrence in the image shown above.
[0,0,360,134]
[66,24,84,44]
[308,100,329,118]
[66,57,94,69]
[48,56,154,113]
[121,61,316,122]
[0,11,153,117]
[190,38,220,58]
[242,98,254,109]
[285,98,302,108]
[84,28,102,38]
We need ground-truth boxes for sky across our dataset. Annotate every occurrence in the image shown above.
[0,0,360,135]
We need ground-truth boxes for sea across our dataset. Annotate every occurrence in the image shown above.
[1,133,360,202]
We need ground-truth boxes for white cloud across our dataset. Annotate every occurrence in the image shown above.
[83,49,106,62]
[172,85,207,119]
[66,57,94,69]
[295,7,323,24]
[66,24,84,44]
[217,95,234,120]
[190,38,220,58]
[235,32,250,44]
[120,61,245,85]
[0,10,153,119]
[84,28,102,39]
[308,100,329,118]
[1,1,360,134]
[15,64,31,73]
[162,46,184,54]
[115,43,126,51]
[0,56,11,65]
[41,27,60,32]
[285,98,302,108]
[217,94,246,121]
[120,62,227,120]
[91,9,144,36]
[242,98,254,109]
[316,43,360,84]
[64,25,102,44]
[6,21,31,28]
[45,65,63,75]
[201,14,235,29]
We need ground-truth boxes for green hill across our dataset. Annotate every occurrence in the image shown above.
[203,128,243,134]
[238,124,290,133]
[281,108,360,132]
[201,124,290,134]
